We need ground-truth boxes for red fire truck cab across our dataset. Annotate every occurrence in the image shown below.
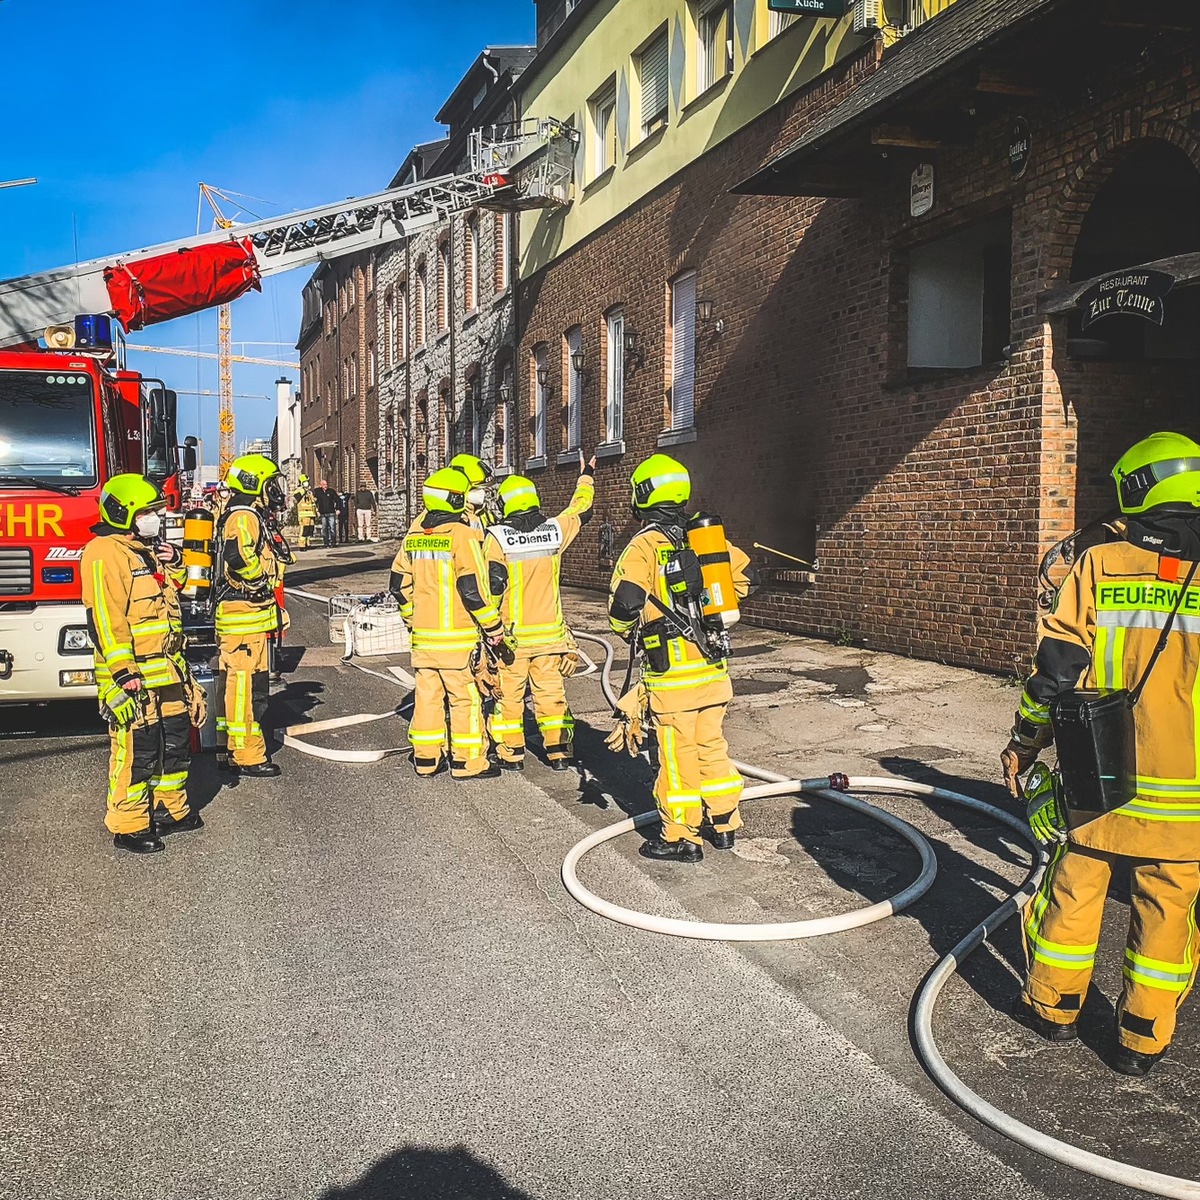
[0,320,192,702]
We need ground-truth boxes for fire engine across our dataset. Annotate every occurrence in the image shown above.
[0,117,576,703]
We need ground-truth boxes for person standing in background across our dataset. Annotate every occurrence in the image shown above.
[338,491,350,544]
[314,479,338,548]
[355,486,376,542]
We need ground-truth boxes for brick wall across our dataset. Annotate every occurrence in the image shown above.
[517,32,1200,673]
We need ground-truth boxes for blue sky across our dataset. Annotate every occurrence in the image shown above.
[0,0,535,458]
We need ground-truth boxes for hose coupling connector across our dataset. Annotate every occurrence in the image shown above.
[827,773,850,793]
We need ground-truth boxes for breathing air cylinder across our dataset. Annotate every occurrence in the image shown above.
[181,506,215,608]
[687,513,740,628]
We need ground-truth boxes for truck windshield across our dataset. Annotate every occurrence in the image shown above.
[0,370,98,486]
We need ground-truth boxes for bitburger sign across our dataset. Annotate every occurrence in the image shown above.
[1078,268,1176,331]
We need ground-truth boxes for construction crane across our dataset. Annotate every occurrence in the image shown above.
[127,344,297,368]
[199,184,243,473]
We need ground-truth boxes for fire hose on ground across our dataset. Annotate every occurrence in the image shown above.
[569,630,1200,1200]
[276,589,1199,1198]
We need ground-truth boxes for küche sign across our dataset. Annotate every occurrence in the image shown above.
[768,0,849,15]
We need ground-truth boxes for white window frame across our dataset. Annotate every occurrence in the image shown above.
[698,1,734,93]
[437,241,450,332]
[770,8,799,37]
[397,284,408,361]
[533,346,548,460]
[384,293,394,370]
[414,268,426,348]
[565,326,583,451]
[605,307,625,444]
[497,362,514,469]
[637,29,670,140]
[589,79,618,179]
[465,216,479,312]
[670,271,697,431]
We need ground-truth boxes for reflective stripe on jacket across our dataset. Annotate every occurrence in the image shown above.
[216,504,282,635]
[1022,539,1200,859]
[81,533,186,696]
[390,517,500,667]
[485,475,594,652]
[608,526,751,712]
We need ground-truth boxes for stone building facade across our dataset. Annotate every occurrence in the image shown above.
[297,251,379,495]
[374,49,534,538]
[514,0,1200,673]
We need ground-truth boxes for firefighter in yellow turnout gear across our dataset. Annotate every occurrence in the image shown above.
[609,455,754,862]
[1003,432,1200,1077]
[484,456,596,770]
[216,453,291,778]
[390,468,504,779]
[81,474,205,854]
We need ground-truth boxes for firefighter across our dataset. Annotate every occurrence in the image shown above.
[1002,431,1200,1077]
[216,453,291,778]
[390,467,504,780]
[81,474,205,854]
[484,453,596,770]
[608,454,754,862]
[449,453,496,530]
[295,480,317,550]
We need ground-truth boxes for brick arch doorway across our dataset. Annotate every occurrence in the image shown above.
[1052,139,1200,528]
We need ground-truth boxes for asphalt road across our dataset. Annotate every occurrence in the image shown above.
[0,546,1188,1199]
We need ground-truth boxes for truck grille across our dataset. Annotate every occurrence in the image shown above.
[0,547,34,596]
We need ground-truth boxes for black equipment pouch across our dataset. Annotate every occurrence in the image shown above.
[1050,558,1198,815]
[1050,689,1137,814]
[639,619,672,674]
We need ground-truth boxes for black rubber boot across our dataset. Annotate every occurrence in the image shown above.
[639,836,703,863]
[413,757,447,778]
[154,809,204,837]
[236,761,282,778]
[452,762,502,781]
[1012,997,1078,1043]
[1113,1045,1164,1077]
[113,829,165,855]
[548,757,575,772]
[710,828,736,850]
[497,757,525,772]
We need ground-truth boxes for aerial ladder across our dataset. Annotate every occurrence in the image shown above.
[0,117,578,352]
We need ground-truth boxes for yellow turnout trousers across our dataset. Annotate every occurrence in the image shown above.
[106,687,192,835]
[1024,843,1200,1054]
[653,703,744,846]
[409,665,489,778]
[490,653,574,764]
[217,626,270,766]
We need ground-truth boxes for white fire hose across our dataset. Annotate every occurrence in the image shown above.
[569,630,1200,1200]
[274,587,1199,1198]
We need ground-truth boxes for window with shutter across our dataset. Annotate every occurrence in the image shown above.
[670,271,696,430]
[699,1,734,92]
[638,31,670,138]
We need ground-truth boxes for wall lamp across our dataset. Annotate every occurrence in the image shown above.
[623,327,644,369]
[697,298,724,335]
[536,364,550,388]
[498,381,513,404]
[571,348,586,374]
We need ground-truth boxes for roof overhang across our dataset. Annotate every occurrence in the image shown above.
[734,0,1200,198]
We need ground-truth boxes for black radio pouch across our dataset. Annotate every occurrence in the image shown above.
[1050,558,1197,815]
[639,619,672,674]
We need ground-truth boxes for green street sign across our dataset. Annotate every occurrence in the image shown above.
[768,0,849,15]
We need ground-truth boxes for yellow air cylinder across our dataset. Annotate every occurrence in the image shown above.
[181,507,215,602]
[687,513,740,628]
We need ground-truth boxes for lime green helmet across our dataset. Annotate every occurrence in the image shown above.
[498,475,540,518]
[226,453,282,498]
[423,467,471,514]
[99,473,164,531]
[448,454,491,488]
[631,454,691,510]
[1112,432,1200,514]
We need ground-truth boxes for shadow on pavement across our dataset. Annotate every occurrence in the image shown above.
[319,1145,535,1200]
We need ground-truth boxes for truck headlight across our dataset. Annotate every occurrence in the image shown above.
[59,626,93,654]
